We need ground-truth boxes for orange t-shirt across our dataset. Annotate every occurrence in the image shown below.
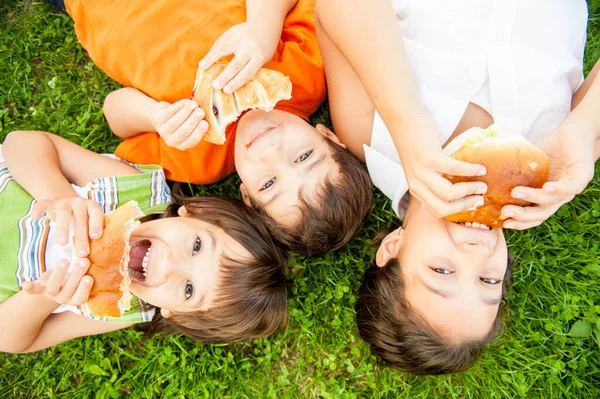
[66,0,326,184]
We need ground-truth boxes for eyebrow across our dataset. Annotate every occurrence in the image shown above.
[419,277,502,306]
[305,152,327,173]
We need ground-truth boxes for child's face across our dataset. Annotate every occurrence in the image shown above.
[126,207,250,315]
[234,109,344,226]
[377,198,508,343]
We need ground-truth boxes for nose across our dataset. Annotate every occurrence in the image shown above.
[159,254,187,280]
[458,239,494,255]
[259,142,283,162]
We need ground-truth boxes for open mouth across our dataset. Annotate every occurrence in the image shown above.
[128,240,152,282]
[456,222,491,230]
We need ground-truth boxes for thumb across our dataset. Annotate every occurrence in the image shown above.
[199,40,233,70]
[435,154,487,178]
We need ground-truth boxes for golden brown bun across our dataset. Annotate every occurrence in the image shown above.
[81,201,142,317]
[442,127,550,228]
[191,62,292,145]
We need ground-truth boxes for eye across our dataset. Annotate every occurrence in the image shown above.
[431,267,452,275]
[184,281,194,299]
[192,237,202,255]
[260,178,276,191]
[480,277,502,285]
[295,150,313,163]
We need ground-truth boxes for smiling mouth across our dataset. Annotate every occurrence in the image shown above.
[246,126,276,148]
[128,240,152,282]
[456,222,491,230]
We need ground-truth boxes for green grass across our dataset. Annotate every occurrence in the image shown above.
[1,1,599,398]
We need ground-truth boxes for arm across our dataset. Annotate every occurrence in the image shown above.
[199,0,298,93]
[2,130,139,253]
[0,259,132,354]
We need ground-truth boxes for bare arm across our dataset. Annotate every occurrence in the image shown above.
[0,290,132,353]
[103,88,168,139]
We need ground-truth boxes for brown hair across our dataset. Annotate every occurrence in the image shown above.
[355,228,514,375]
[250,138,373,256]
[140,187,289,343]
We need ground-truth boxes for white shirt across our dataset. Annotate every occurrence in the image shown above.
[364,0,587,218]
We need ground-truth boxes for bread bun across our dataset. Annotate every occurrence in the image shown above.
[79,201,143,317]
[191,62,292,145]
[442,125,550,228]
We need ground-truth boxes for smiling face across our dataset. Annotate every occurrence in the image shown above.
[234,109,345,226]
[126,207,250,316]
[376,198,508,343]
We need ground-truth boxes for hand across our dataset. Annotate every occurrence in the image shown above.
[501,122,597,230]
[398,114,488,217]
[32,197,104,257]
[22,259,93,306]
[151,99,208,151]
[199,21,280,94]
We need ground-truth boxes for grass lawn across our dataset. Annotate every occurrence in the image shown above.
[1,1,599,398]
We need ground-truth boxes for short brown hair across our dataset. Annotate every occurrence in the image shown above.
[355,228,514,375]
[141,188,289,343]
[250,138,373,256]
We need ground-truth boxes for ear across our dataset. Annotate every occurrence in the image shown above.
[316,124,347,149]
[160,308,172,318]
[177,206,189,217]
[375,228,404,268]
[239,183,251,207]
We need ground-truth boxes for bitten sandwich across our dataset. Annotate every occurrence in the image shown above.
[78,200,143,318]
[442,125,550,228]
[191,62,292,145]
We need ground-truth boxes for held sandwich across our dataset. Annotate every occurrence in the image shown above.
[442,125,550,228]
[191,62,292,145]
[75,200,144,318]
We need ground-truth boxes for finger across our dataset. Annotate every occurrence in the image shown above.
[72,200,90,257]
[223,58,261,94]
[510,186,568,206]
[542,176,589,197]
[428,176,487,203]
[213,54,250,91]
[55,204,72,246]
[70,276,94,306]
[501,202,564,224]
[502,219,544,231]
[87,202,104,240]
[199,40,235,72]
[432,155,486,178]
[160,102,199,140]
[31,200,51,219]
[166,108,206,149]
[177,120,209,151]
[22,281,39,295]
[44,260,70,297]
[56,258,90,304]
[154,100,195,130]
[411,183,484,218]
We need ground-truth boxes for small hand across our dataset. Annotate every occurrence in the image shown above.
[501,122,596,230]
[399,114,488,217]
[32,197,104,257]
[151,99,208,150]
[199,21,280,94]
[22,259,93,306]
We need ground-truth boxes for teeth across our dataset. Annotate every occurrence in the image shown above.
[462,222,490,230]
[141,246,152,277]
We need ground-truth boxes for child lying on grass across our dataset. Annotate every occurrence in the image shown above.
[49,0,372,256]
[0,130,288,353]
[315,0,600,374]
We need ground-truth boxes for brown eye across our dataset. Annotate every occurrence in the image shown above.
[212,105,219,117]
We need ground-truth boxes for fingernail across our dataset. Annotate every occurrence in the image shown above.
[200,120,208,128]
[60,260,69,269]
[513,192,525,199]
[59,237,67,245]
[503,211,514,218]
[544,186,556,193]
[78,249,88,257]
[194,109,204,117]
[83,277,92,285]
[478,168,487,176]
[78,258,88,267]
[90,232,100,239]
[187,101,197,109]
[199,60,207,69]
[212,80,221,90]
[223,86,232,94]
[474,200,484,207]
[476,187,487,195]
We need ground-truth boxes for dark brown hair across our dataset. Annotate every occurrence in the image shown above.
[355,228,514,375]
[140,188,289,343]
[250,138,373,257]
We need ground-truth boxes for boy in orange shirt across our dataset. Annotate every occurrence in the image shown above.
[57,0,372,255]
